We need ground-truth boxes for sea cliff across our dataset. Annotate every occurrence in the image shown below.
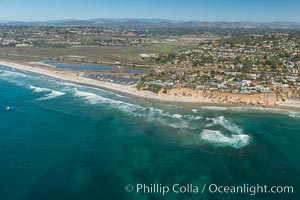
[157,87,300,106]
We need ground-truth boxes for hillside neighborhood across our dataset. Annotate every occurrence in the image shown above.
[138,33,300,97]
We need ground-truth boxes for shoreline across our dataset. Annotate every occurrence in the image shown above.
[1,59,300,112]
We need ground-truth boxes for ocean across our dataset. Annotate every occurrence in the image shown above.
[0,65,299,200]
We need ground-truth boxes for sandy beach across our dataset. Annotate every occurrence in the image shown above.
[1,59,300,111]
[0,60,213,103]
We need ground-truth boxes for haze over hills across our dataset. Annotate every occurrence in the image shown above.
[0,18,299,29]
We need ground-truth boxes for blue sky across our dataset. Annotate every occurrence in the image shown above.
[0,0,299,22]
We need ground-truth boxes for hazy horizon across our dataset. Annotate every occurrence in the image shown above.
[0,17,299,24]
[0,0,299,23]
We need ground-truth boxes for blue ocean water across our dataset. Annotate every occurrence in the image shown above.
[0,65,299,200]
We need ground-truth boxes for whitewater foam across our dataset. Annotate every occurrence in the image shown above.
[28,85,65,100]
[201,106,228,111]
[201,129,250,148]
[73,88,141,112]
[0,70,27,77]
[72,89,204,129]
[37,91,66,100]
[184,115,203,120]
[287,111,300,118]
[191,109,198,113]
[206,116,243,134]
[172,114,183,119]
[0,70,31,86]
[206,106,300,118]
[29,85,52,93]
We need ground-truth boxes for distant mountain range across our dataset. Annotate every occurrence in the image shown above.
[0,18,299,29]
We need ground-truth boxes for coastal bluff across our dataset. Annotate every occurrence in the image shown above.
[158,87,287,106]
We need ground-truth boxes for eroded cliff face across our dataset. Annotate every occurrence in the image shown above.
[279,89,300,101]
[157,87,300,106]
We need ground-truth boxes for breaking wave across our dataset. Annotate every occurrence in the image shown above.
[199,106,300,118]
[29,85,65,100]
[201,106,228,111]
[201,116,251,148]
[287,111,300,118]
[73,88,141,112]
[172,114,183,119]
[29,85,52,93]
[0,70,27,78]
[191,109,198,113]
[37,91,66,100]
[0,70,30,86]
[201,129,250,148]
[73,88,203,129]
[206,116,243,134]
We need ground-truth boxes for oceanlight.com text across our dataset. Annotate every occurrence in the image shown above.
[125,183,294,196]
[208,184,294,195]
